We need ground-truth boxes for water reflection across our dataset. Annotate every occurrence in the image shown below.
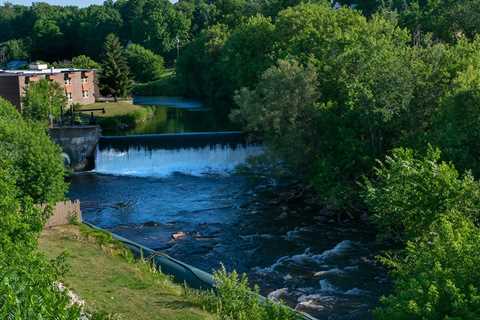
[103,106,236,136]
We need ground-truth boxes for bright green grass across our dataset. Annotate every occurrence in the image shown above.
[39,225,215,320]
[83,101,144,117]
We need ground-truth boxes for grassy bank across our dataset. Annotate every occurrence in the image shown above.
[38,224,214,320]
[82,101,154,134]
[84,101,144,117]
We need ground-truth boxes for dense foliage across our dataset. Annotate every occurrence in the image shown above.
[125,44,164,83]
[22,79,67,123]
[363,149,480,319]
[71,55,100,69]
[0,99,80,319]
[362,147,480,242]
[199,266,297,320]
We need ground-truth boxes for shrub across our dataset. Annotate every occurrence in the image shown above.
[132,72,180,97]
[362,147,480,242]
[0,98,67,206]
[125,44,165,83]
[0,247,82,319]
[201,266,298,320]
[375,214,480,320]
[22,79,67,123]
[71,55,100,69]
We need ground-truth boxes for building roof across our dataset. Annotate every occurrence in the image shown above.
[0,68,96,77]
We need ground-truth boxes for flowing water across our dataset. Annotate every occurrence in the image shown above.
[69,133,388,319]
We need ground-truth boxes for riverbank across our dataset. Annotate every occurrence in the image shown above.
[39,224,215,320]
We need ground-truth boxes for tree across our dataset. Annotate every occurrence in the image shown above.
[220,15,276,95]
[71,54,100,69]
[0,98,67,247]
[141,0,191,57]
[22,79,67,124]
[375,214,480,320]
[232,59,320,168]
[0,99,80,319]
[176,24,230,100]
[125,43,164,82]
[362,147,480,242]
[99,33,132,100]
[0,39,29,62]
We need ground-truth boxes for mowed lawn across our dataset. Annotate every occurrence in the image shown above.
[83,101,144,117]
[39,225,214,320]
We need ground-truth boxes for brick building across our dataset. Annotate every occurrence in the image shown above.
[0,63,97,110]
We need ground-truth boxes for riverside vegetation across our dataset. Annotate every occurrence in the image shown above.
[0,96,299,319]
[2,0,480,319]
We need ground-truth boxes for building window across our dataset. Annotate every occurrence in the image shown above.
[82,90,89,98]
[66,92,73,101]
[64,73,71,85]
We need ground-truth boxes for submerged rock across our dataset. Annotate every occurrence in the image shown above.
[171,231,187,240]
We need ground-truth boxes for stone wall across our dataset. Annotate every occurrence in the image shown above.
[49,126,101,171]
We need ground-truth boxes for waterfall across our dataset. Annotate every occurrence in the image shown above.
[95,132,263,177]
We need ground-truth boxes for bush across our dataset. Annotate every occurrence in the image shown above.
[374,214,480,320]
[71,55,100,69]
[0,98,67,206]
[362,147,480,242]
[199,266,298,320]
[0,247,82,319]
[22,79,67,123]
[126,44,165,83]
[132,72,180,97]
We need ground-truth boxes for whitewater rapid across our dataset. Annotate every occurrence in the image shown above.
[95,143,263,177]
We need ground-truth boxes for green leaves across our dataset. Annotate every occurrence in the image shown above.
[125,44,165,83]
[99,33,132,99]
[374,215,480,320]
[22,79,67,123]
[362,147,480,242]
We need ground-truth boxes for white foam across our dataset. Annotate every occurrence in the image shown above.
[267,288,289,301]
[95,144,263,177]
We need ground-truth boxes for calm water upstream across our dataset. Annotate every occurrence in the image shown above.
[69,131,389,320]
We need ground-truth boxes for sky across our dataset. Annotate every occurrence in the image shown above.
[2,0,106,6]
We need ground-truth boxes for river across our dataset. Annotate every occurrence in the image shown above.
[69,102,388,319]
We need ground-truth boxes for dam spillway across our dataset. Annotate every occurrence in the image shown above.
[95,132,263,177]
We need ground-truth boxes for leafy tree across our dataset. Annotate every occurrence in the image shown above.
[141,0,191,57]
[0,98,67,206]
[31,18,64,61]
[375,214,480,320]
[0,99,80,319]
[362,147,480,242]
[220,15,276,95]
[176,24,230,100]
[99,33,132,100]
[22,79,67,123]
[125,43,165,82]
[71,54,100,69]
[75,5,123,59]
[232,59,320,168]
[0,39,29,62]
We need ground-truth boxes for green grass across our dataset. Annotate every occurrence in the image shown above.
[83,101,144,117]
[38,225,215,320]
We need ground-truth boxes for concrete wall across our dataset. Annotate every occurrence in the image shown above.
[49,126,101,171]
[45,200,82,228]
